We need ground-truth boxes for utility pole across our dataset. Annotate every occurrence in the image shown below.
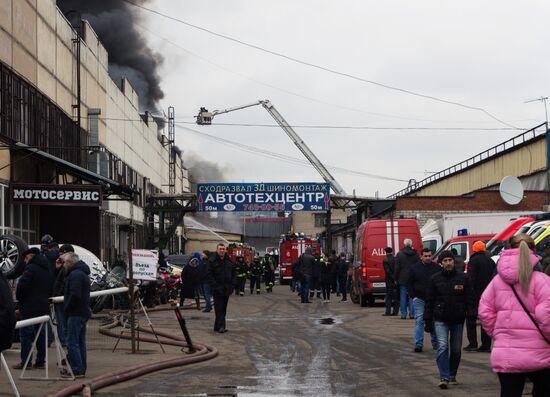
[524,96,548,126]
[128,203,136,353]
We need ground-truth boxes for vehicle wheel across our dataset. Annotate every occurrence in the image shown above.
[92,295,110,314]
[360,293,368,307]
[0,234,28,279]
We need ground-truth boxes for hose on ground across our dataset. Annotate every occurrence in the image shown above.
[47,315,218,397]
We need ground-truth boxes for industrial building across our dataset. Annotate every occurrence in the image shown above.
[0,0,190,264]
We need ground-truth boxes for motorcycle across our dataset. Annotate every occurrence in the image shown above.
[158,267,181,304]
[91,266,128,313]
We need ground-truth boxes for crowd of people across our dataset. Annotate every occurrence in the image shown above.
[0,237,91,378]
[291,249,350,303]
[386,236,550,395]
[1,234,549,395]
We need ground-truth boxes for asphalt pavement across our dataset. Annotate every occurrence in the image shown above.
[96,286,501,397]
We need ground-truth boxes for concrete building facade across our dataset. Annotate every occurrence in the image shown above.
[0,0,190,264]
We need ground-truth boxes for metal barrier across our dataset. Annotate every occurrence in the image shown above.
[1,351,20,397]
[14,315,73,381]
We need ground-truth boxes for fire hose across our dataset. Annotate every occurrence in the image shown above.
[47,309,218,397]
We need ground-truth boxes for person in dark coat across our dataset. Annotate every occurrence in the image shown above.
[320,255,334,302]
[52,244,75,348]
[310,253,321,299]
[63,252,91,377]
[382,247,398,315]
[394,239,420,319]
[424,250,476,389]
[297,248,315,303]
[262,254,275,293]
[336,253,349,302]
[199,251,213,312]
[464,241,496,352]
[408,248,441,352]
[14,248,53,370]
[249,256,263,295]
[205,244,236,333]
[0,270,15,353]
[234,255,248,296]
[180,254,201,309]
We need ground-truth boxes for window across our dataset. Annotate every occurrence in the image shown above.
[448,242,468,260]
[314,213,326,228]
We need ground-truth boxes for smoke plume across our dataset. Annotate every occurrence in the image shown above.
[57,0,164,111]
[184,152,232,185]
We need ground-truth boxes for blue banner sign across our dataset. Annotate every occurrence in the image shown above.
[197,183,330,212]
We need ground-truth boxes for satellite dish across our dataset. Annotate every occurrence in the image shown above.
[499,176,524,205]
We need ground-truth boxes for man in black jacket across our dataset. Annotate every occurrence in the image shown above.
[336,253,349,302]
[0,271,15,353]
[382,247,398,315]
[52,244,74,348]
[206,244,236,333]
[297,248,315,303]
[464,241,496,352]
[408,248,441,352]
[424,250,475,389]
[394,239,419,319]
[14,247,53,370]
[63,252,91,377]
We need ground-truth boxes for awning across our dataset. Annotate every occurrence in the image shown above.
[12,142,135,200]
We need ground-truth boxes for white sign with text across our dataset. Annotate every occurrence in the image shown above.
[131,249,158,281]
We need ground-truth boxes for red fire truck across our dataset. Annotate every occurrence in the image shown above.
[227,243,255,265]
[278,233,321,285]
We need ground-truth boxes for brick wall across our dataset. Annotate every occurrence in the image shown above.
[392,191,547,228]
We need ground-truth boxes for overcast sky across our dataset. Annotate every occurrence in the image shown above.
[139,0,550,197]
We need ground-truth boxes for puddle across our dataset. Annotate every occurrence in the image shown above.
[319,317,335,325]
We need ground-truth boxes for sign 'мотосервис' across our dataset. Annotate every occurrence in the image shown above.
[197,182,330,212]
[10,184,102,207]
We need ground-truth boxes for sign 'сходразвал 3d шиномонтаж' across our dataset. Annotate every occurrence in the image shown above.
[197,182,330,212]
[10,184,102,207]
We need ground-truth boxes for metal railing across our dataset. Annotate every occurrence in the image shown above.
[389,122,548,198]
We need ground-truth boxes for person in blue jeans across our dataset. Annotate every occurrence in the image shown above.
[13,248,53,370]
[62,252,91,378]
[408,248,441,352]
[424,250,475,389]
[297,248,315,303]
[394,239,419,319]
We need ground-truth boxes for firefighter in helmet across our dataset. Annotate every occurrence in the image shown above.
[263,253,275,293]
[249,256,263,294]
[234,254,248,296]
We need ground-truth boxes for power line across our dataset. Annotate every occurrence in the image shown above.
[123,0,520,129]
[177,121,522,131]
[135,23,486,125]
[81,116,522,131]
[176,123,408,182]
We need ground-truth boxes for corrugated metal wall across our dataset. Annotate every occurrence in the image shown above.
[415,139,547,196]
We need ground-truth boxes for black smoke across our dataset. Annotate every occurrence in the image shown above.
[57,0,164,111]
[184,152,232,185]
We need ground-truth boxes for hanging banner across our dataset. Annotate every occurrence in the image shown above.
[197,182,330,212]
[131,249,158,281]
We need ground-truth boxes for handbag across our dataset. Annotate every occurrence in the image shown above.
[511,284,550,346]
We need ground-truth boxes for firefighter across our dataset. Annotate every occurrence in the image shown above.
[234,255,248,296]
[263,254,275,293]
[249,256,263,294]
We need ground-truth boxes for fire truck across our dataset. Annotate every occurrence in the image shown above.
[278,233,321,285]
[226,243,255,265]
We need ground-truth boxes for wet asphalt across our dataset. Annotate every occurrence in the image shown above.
[95,286,502,397]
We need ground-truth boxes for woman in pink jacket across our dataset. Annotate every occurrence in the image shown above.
[478,234,550,397]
